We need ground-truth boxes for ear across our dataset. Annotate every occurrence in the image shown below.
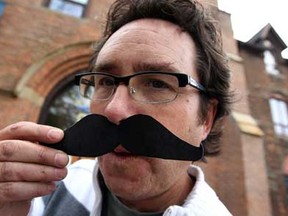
[201,99,218,140]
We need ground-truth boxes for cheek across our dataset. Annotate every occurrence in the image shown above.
[152,98,201,144]
[149,160,192,191]
[89,101,97,113]
[90,100,105,114]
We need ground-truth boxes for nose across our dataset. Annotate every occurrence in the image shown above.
[103,85,139,124]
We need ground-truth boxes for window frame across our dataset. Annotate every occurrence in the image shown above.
[263,50,280,76]
[0,1,6,17]
[44,0,89,18]
[269,98,288,137]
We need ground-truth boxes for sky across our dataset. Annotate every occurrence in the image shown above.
[218,0,288,59]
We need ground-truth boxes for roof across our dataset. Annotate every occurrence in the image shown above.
[247,23,287,51]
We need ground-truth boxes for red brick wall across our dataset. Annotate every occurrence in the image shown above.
[0,0,114,128]
[200,117,248,216]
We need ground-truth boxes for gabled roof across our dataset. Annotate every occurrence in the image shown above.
[247,23,287,51]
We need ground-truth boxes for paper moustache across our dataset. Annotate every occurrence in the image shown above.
[42,114,204,161]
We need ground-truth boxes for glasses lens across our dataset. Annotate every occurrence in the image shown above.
[79,74,115,100]
[130,73,179,103]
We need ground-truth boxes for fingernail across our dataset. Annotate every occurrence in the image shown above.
[48,129,63,141]
[55,168,67,180]
[55,153,68,167]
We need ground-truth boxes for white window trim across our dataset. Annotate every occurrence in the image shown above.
[264,50,280,76]
[48,0,88,18]
[269,98,288,137]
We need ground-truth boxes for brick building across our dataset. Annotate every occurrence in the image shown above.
[0,0,287,215]
[238,24,288,216]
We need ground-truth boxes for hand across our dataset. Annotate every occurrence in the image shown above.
[0,121,68,216]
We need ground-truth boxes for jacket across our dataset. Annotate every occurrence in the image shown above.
[29,159,232,216]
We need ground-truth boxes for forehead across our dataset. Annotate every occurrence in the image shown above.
[96,19,196,74]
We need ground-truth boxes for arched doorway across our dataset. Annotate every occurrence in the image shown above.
[39,72,90,129]
[14,42,94,125]
[15,42,94,162]
[38,71,91,163]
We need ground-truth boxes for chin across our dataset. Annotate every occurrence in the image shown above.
[98,153,154,198]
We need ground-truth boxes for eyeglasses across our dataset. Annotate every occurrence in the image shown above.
[74,71,206,104]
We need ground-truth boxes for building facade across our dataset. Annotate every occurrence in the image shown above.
[238,24,288,216]
[0,0,287,215]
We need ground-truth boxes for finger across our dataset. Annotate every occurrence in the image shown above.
[0,200,31,216]
[0,122,64,144]
[0,140,68,168]
[0,162,67,182]
[0,182,56,202]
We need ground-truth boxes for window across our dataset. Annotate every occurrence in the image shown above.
[47,0,89,18]
[44,82,90,130]
[39,80,90,163]
[269,98,288,137]
[264,50,279,76]
[0,1,5,17]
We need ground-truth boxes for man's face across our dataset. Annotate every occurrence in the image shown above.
[91,19,215,211]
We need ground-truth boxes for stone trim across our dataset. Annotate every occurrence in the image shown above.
[14,41,94,97]
[18,86,44,107]
[226,52,243,63]
[232,111,264,136]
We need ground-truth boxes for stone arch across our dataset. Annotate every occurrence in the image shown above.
[14,41,94,122]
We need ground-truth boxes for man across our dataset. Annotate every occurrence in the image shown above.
[0,0,232,215]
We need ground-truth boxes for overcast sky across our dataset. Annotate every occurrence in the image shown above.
[218,0,288,58]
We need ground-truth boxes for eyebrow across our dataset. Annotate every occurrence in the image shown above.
[134,62,179,73]
[94,62,118,72]
[94,61,180,74]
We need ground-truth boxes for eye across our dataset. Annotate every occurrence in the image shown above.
[97,76,115,87]
[147,79,170,89]
[133,74,178,92]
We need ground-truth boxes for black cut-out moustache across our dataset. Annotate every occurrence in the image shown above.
[42,114,204,161]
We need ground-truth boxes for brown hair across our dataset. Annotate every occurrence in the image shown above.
[89,0,233,157]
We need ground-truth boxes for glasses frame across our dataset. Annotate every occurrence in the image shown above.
[74,71,207,103]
